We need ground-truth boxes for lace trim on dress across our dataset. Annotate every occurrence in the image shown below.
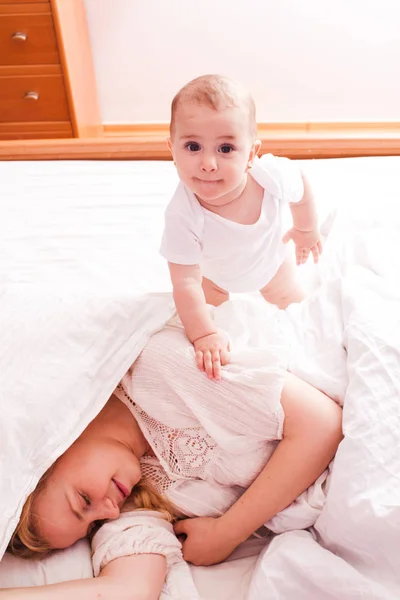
[117,383,218,482]
[140,458,176,496]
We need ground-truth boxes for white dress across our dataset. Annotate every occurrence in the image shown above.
[160,153,304,292]
[92,300,328,592]
[114,312,286,517]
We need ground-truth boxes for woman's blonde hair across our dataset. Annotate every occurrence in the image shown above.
[8,469,176,560]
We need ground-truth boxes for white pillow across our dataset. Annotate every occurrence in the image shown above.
[0,537,264,598]
[0,540,92,588]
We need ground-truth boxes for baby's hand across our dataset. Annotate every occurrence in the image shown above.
[193,330,230,380]
[282,227,323,265]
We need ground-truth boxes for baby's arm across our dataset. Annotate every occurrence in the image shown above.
[283,173,323,264]
[0,554,166,600]
[169,262,215,342]
[175,372,343,565]
[169,262,230,379]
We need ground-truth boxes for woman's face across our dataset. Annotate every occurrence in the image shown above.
[33,433,142,549]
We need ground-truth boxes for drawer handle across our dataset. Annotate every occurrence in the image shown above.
[12,32,28,42]
[24,91,39,101]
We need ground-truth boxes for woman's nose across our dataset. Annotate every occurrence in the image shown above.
[200,154,218,172]
[97,497,120,521]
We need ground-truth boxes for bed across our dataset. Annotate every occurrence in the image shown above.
[1,154,400,599]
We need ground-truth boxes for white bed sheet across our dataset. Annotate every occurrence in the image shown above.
[3,155,397,293]
[0,535,267,599]
[1,156,400,598]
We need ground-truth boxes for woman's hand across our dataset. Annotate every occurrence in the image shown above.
[174,516,238,566]
[193,330,231,380]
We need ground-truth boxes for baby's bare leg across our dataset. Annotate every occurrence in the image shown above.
[260,257,305,309]
[202,277,229,307]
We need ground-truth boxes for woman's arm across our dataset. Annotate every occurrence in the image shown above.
[175,372,343,565]
[0,553,166,600]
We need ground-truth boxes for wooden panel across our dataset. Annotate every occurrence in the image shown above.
[0,120,72,139]
[0,73,70,122]
[0,13,59,65]
[0,4,50,15]
[105,123,170,138]
[103,122,400,160]
[0,1,49,4]
[51,0,102,137]
[1,129,400,161]
[0,63,61,75]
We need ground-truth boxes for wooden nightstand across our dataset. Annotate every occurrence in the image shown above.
[0,0,102,140]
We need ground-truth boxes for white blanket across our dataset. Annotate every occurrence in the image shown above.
[0,161,178,558]
[249,242,400,597]
[1,157,400,599]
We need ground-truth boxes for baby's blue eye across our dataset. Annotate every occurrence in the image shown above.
[186,142,201,152]
[219,145,234,154]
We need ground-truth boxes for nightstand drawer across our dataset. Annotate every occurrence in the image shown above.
[0,1,49,5]
[0,0,101,140]
[0,121,72,139]
[0,8,59,65]
[0,69,70,122]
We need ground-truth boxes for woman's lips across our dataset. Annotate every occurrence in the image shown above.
[113,479,129,499]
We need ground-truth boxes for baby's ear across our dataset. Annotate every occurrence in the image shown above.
[166,137,174,157]
[252,139,262,157]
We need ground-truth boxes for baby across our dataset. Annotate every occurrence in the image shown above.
[161,74,322,379]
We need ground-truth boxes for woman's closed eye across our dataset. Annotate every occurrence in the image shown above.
[78,492,102,535]
[79,491,91,508]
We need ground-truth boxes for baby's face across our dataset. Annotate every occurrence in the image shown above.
[169,103,258,207]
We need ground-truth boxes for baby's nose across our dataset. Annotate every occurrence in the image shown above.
[201,154,218,172]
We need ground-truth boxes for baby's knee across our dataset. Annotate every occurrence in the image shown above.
[202,278,229,307]
[260,281,305,309]
[206,288,229,307]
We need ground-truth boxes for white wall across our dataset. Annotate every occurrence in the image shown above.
[84,0,400,124]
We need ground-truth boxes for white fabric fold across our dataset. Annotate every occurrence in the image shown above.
[92,511,201,600]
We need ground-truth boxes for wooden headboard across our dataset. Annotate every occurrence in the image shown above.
[1,122,400,161]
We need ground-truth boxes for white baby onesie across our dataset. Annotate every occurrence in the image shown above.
[160,153,304,292]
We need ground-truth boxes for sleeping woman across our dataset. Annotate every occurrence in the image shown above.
[4,314,342,600]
